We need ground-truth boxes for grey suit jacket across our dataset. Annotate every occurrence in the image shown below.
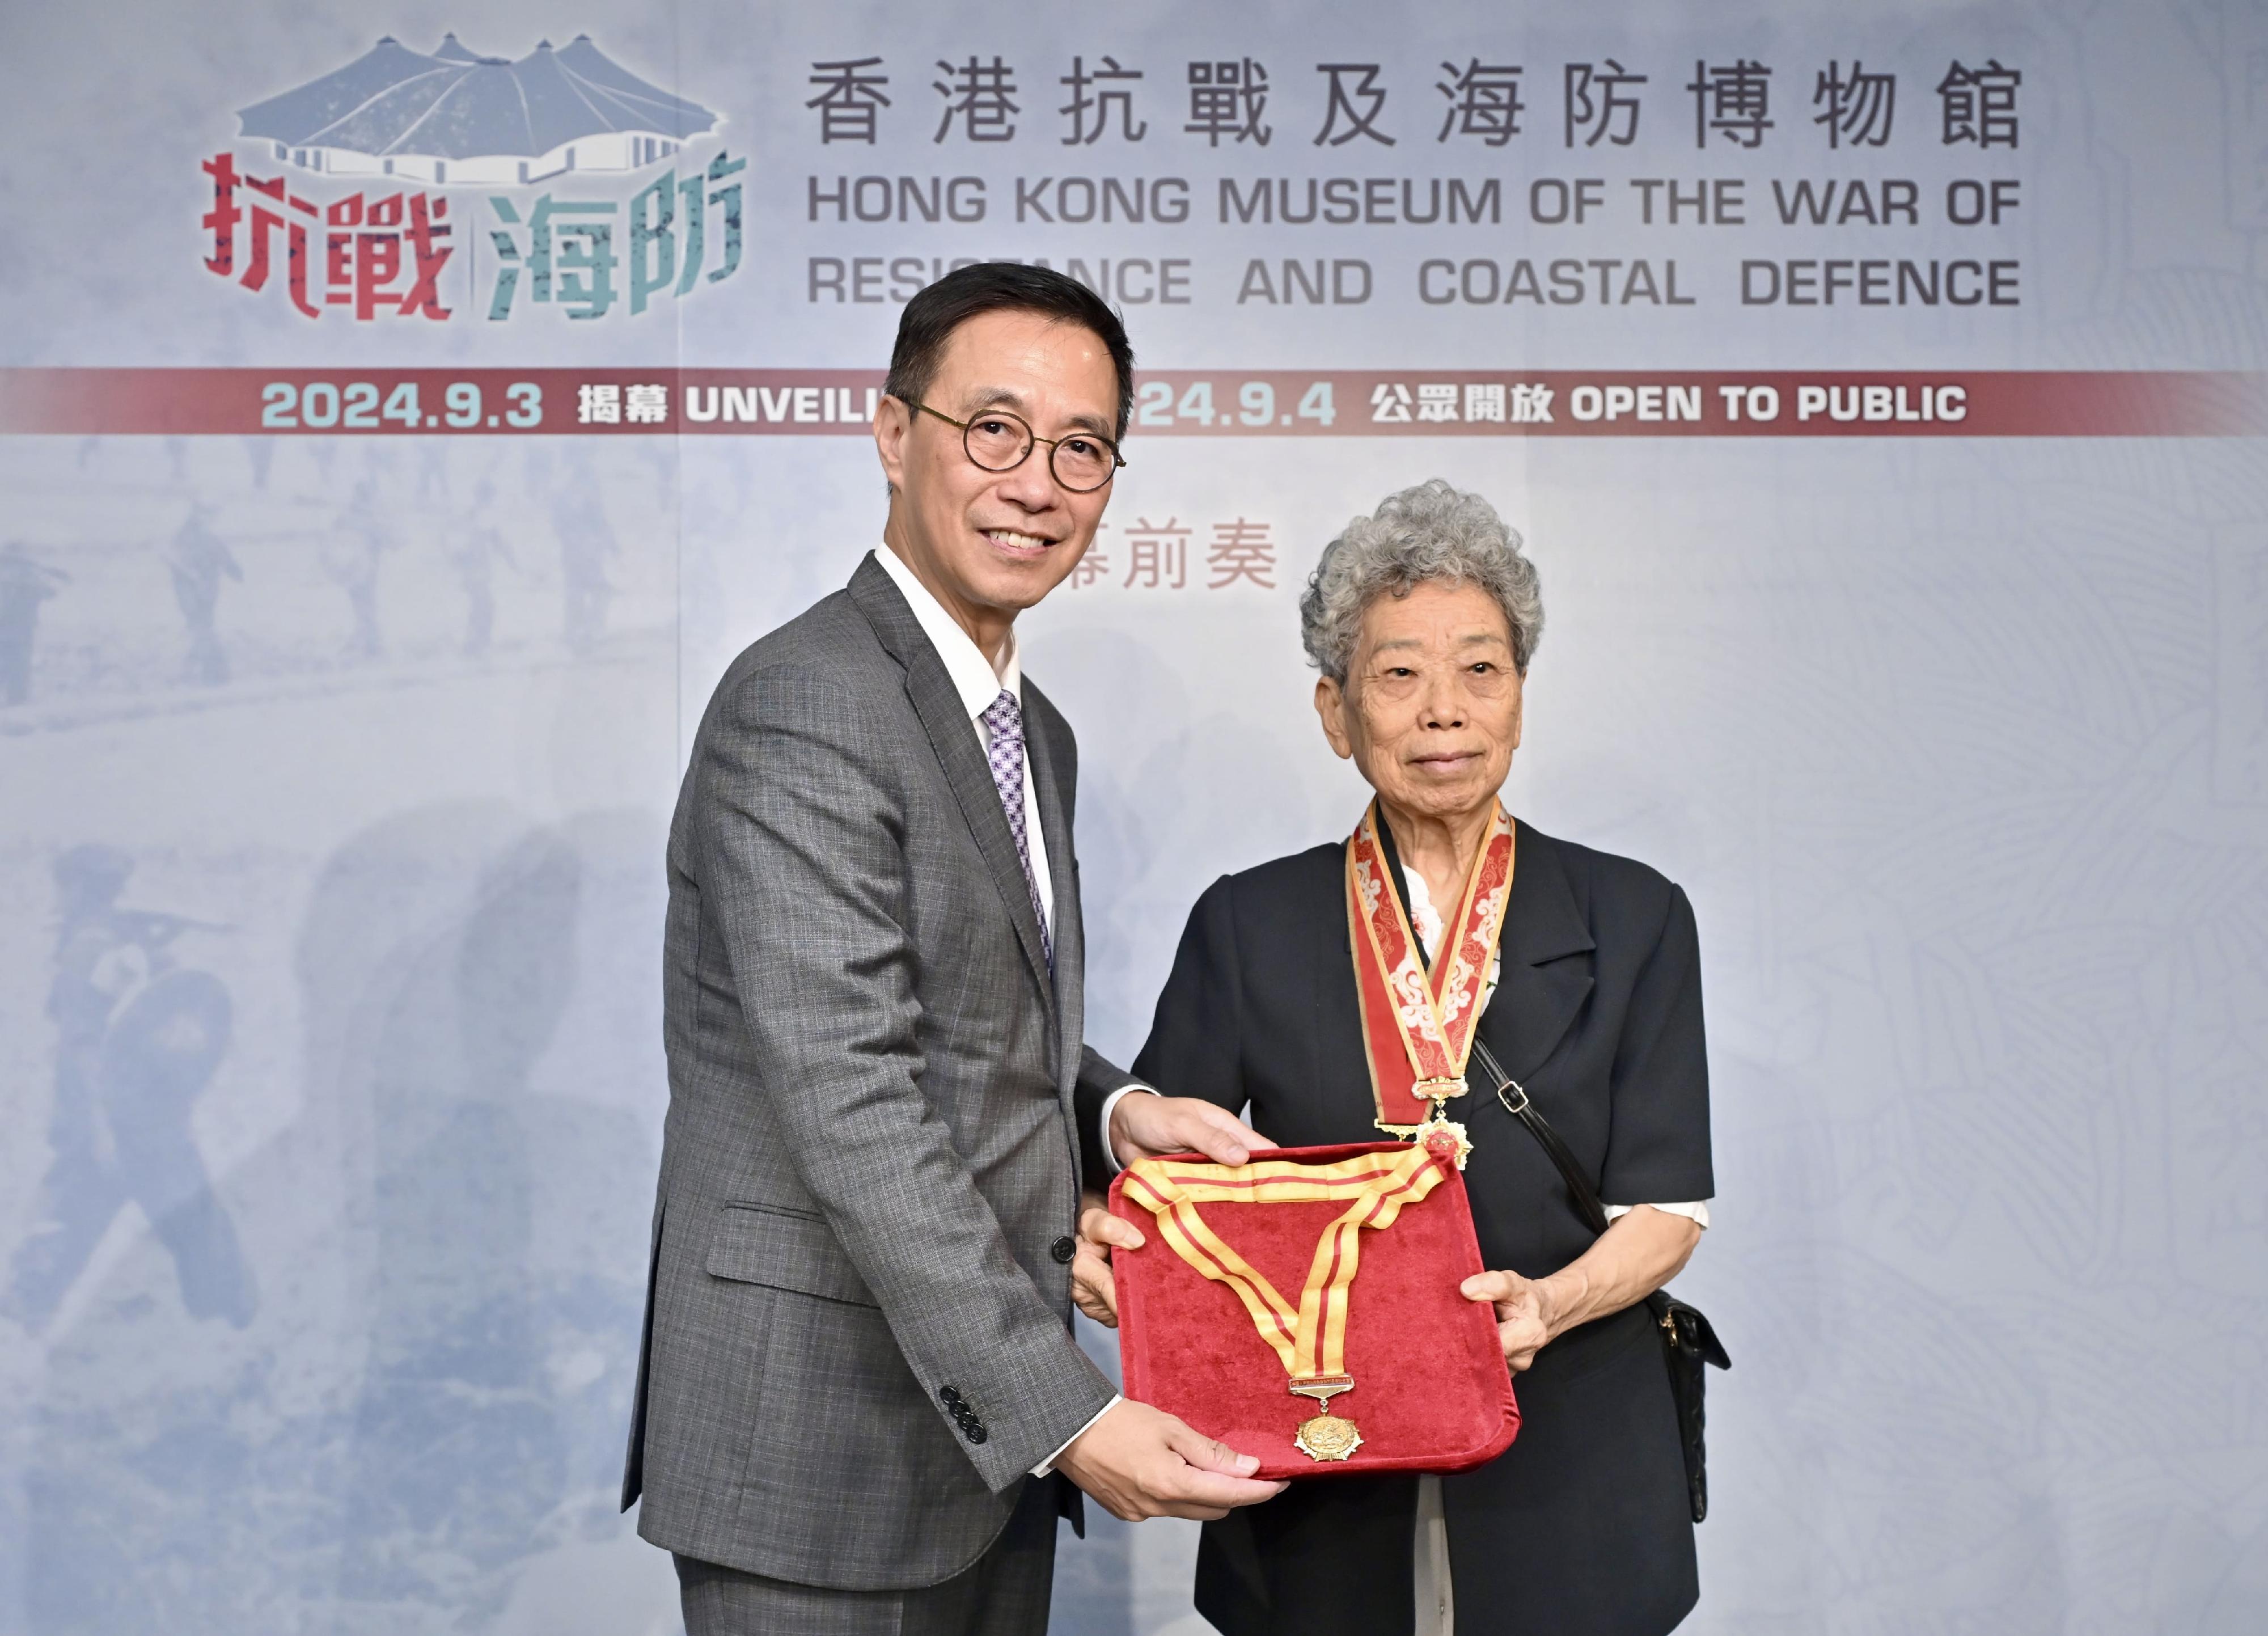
[623,553,1136,1589]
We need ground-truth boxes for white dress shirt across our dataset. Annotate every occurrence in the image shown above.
[873,547,1053,931]
[871,547,1114,1476]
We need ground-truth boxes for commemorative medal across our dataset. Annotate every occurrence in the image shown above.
[1290,1375,1363,1461]
[1120,1142,1460,1463]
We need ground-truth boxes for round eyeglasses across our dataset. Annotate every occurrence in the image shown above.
[905,400,1125,493]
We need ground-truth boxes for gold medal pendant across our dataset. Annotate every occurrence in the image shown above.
[1293,1412,1364,1462]
[1290,1375,1363,1462]
[1417,1110,1473,1170]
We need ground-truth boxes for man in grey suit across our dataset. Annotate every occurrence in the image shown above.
[625,263,1284,1635]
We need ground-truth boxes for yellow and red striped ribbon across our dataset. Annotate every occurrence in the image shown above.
[1120,1144,1451,1384]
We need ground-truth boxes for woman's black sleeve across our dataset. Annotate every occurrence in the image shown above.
[1598,883,1716,1205]
[1131,873,1248,1117]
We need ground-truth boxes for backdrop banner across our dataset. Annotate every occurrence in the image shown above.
[3,3,2265,1633]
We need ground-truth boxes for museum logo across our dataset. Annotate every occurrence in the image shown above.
[199,33,744,322]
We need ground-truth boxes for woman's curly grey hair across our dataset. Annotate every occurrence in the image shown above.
[1298,479,1543,683]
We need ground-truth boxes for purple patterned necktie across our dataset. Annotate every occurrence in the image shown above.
[981,688,1053,967]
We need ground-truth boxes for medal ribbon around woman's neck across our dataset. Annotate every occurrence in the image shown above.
[1345,798,1516,1159]
[1121,1138,1462,1461]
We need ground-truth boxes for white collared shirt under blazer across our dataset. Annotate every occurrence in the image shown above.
[873,545,1054,934]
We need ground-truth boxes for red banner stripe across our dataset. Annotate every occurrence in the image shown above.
[2,368,2262,437]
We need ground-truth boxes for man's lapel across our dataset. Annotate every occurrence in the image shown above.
[1481,824,1596,1083]
[1022,688,1082,1095]
[848,556,1055,999]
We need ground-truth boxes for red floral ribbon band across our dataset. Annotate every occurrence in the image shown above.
[1346,801,1516,1134]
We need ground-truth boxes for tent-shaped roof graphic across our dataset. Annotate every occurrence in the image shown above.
[236,34,715,179]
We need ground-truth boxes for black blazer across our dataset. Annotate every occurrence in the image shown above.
[1119,819,1713,1636]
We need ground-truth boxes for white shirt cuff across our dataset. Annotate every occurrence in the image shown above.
[1097,1084,1159,1174]
[1033,1395,1121,1476]
[1603,1200,1712,1229]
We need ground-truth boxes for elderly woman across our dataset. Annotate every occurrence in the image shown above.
[1082,480,1715,1636]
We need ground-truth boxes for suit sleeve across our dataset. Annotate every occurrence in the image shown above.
[693,665,1112,1490]
[1073,1045,1141,1191]
[1598,883,1716,1205]
[1122,876,1249,1147]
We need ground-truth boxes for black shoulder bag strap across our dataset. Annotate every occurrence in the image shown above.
[1469,1037,1730,1523]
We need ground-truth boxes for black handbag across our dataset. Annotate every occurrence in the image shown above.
[1470,1039,1730,1523]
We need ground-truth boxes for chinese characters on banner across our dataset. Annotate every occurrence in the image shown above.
[201,152,746,322]
[491,155,746,320]
[199,50,2026,323]
[1370,382,1557,424]
[202,154,453,320]
[576,384,672,424]
[1068,518,1281,591]
[797,55,2020,149]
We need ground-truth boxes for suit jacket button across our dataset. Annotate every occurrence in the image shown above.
[940,1386,962,1405]
[1051,1236,1077,1265]
[967,1423,988,1444]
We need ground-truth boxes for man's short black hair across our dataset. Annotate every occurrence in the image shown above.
[883,262,1135,440]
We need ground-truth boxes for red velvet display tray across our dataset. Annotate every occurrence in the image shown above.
[1110,1140,1519,1481]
